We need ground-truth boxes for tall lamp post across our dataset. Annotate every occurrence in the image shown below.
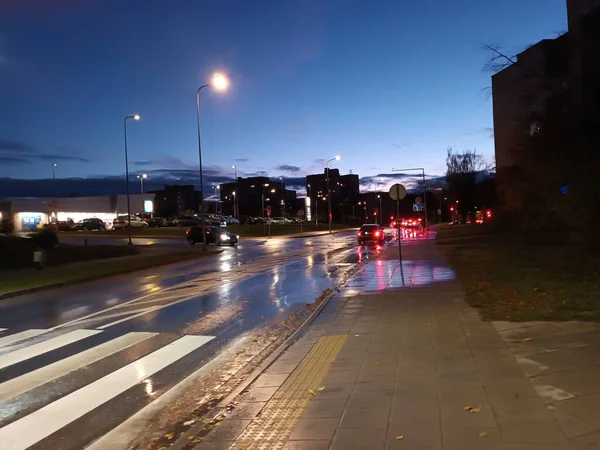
[377,194,382,225]
[196,72,229,250]
[279,176,285,218]
[137,173,147,194]
[232,165,238,219]
[391,167,428,229]
[52,163,58,181]
[124,114,140,245]
[325,155,341,233]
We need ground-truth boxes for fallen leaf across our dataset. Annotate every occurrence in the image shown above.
[396,434,404,440]
[470,405,482,413]
[164,432,175,440]
[479,431,488,438]
[308,388,316,396]
[464,405,473,411]
[202,419,211,424]
[188,436,195,440]
[522,337,532,342]
[317,386,325,392]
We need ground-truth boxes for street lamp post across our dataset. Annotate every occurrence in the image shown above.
[124,114,140,245]
[232,165,238,219]
[279,176,285,218]
[52,163,58,181]
[325,155,341,233]
[137,173,147,194]
[377,194,382,225]
[391,167,428,229]
[196,72,229,250]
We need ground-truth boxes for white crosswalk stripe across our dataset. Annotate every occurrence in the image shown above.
[0,329,102,370]
[0,328,215,450]
[0,331,156,401]
[0,329,47,349]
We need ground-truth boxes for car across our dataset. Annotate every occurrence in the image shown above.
[172,216,199,227]
[400,217,421,228]
[73,218,106,231]
[147,217,168,227]
[357,224,385,244]
[186,226,239,246]
[112,215,148,229]
[57,220,76,231]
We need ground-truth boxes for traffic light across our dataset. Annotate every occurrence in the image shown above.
[450,207,454,212]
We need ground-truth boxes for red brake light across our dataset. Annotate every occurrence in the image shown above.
[185,229,190,235]
[374,231,380,237]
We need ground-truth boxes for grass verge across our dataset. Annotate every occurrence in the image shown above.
[0,249,220,297]
[438,224,600,321]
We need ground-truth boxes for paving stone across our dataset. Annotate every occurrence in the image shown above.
[347,388,394,409]
[497,417,567,443]
[489,396,552,421]
[503,444,575,450]
[532,364,600,397]
[552,392,600,427]
[203,420,251,442]
[388,413,442,442]
[385,438,442,450]
[443,428,504,450]
[288,418,339,440]
[322,369,360,385]
[330,428,386,450]
[302,399,348,419]
[340,407,389,429]
[227,401,266,420]
[571,431,600,449]
[355,375,396,391]
[328,358,364,372]
[282,441,331,450]
[242,386,278,403]
[253,373,289,388]
[193,440,235,450]
[546,404,599,439]
[312,383,354,400]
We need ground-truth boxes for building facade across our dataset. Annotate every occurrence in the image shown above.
[305,169,360,223]
[219,177,297,218]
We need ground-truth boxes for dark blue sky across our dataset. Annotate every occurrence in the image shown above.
[0,0,567,194]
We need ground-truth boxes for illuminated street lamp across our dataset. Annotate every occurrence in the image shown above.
[196,72,230,249]
[124,114,140,245]
[325,155,341,233]
[377,194,382,225]
[279,176,285,218]
[232,165,238,219]
[137,173,147,194]
[52,163,58,181]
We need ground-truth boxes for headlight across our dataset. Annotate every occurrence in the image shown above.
[220,234,230,240]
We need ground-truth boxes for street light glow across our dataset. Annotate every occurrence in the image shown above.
[133,114,140,121]
[212,73,229,91]
[335,155,341,161]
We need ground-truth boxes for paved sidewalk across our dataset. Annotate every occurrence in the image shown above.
[193,234,594,450]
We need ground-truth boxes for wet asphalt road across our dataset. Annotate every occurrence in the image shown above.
[0,230,390,450]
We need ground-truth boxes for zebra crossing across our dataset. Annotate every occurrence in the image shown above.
[0,327,216,450]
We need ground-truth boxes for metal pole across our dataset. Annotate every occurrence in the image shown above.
[196,85,209,250]
[52,165,56,181]
[396,197,404,285]
[123,117,133,245]
[326,167,332,233]
[378,196,382,225]
[140,177,144,194]
[233,166,238,219]
[315,198,318,226]
[422,168,428,230]
[280,177,284,218]
[262,191,266,235]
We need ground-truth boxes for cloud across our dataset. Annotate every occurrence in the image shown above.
[0,139,30,152]
[132,160,154,167]
[233,158,249,163]
[0,139,91,164]
[275,164,301,173]
[484,127,494,138]
[244,170,269,177]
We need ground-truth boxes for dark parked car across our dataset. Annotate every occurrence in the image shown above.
[73,218,106,231]
[186,226,239,246]
[173,216,199,227]
[148,217,168,227]
[57,220,75,231]
[357,224,385,245]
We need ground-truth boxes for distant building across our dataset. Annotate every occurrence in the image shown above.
[150,185,201,217]
[306,169,360,223]
[219,177,296,218]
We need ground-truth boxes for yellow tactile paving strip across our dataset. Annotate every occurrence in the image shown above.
[232,334,347,450]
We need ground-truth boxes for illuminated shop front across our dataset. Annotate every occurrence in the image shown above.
[6,194,155,231]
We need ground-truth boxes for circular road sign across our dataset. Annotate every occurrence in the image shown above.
[415,197,422,204]
[389,183,407,201]
[298,209,304,217]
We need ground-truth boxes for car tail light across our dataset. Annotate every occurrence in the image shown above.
[185,229,190,235]
[374,231,380,237]
[357,232,361,236]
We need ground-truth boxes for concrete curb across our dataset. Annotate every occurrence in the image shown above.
[0,249,224,301]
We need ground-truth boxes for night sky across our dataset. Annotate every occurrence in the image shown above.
[0,0,567,197]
